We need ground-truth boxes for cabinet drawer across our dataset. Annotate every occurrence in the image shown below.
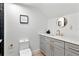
[40,35,46,40]
[65,48,79,55]
[54,39,64,48]
[65,50,79,56]
[49,38,54,42]
[65,42,79,51]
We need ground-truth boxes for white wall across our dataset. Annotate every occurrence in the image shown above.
[48,12,79,39]
[4,3,48,56]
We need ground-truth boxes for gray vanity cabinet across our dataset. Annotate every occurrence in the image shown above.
[40,34,79,56]
[40,35,51,56]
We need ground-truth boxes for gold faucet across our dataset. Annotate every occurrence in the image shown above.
[56,29,64,36]
[56,30,60,36]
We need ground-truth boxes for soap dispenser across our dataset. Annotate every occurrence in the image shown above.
[46,29,51,34]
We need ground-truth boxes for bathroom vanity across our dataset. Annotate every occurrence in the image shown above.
[40,34,79,56]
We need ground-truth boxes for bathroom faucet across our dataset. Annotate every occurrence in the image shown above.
[56,29,64,36]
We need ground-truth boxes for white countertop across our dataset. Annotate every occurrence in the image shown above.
[39,33,79,45]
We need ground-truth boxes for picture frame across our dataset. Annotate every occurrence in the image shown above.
[20,15,29,24]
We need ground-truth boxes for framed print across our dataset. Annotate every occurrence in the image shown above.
[20,15,29,24]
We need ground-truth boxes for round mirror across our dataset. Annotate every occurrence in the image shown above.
[57,17,67,28]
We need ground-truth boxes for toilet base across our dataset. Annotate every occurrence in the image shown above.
[20,48,32,56]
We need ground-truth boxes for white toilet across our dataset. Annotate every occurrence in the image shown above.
[19,39,32,56]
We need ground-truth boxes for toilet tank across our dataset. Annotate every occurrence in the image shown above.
[19,39,30,50]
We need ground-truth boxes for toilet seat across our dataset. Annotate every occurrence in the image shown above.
[20,48,32,56]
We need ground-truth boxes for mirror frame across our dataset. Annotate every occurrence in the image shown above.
[57,17,67,28]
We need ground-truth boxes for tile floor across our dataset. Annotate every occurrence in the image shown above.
[32,50,45,56]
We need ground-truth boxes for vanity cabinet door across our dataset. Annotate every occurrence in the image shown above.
[40,35,51,56]
[45,37,52,56]
[54,46,64,56]
[50,39,54,56]
[40,35,47,55]
[54,39,65,56]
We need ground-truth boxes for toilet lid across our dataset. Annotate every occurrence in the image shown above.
[20,49,32,56]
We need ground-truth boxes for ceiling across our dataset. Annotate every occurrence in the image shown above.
[21,3,79,19]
